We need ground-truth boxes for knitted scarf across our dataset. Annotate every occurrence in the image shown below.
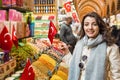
[68,34,107,80]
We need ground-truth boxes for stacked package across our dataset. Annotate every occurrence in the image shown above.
[1,0,34,11]
[31,39,70,80]
[32,54,57,80]
[50,62,68,80]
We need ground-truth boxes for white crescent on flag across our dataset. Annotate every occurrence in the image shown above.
[28,65,33,76]
[4,33,12,43]
[0,26,13,51]
[66,4,70,9]
[14,31,16,36]
[50,26,54,35]
[64,1,71,12]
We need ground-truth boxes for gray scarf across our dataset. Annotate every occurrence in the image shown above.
[68,34,107,80]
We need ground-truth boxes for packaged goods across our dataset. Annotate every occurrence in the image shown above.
[0,10,6,21]
[2,0,11,7]
[39,54,56,71]
[50,75,63,80]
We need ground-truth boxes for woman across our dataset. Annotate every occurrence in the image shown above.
[68,12,120,80]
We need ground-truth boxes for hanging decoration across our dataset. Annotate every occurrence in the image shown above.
[64,1,71,12]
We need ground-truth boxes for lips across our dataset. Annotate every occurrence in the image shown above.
[86,30,94,34]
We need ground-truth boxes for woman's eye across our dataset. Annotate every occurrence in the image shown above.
[84,24,89,26]
[93,23,98,26]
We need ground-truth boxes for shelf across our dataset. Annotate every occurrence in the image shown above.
[0,7,32,13]
[33,0,56,14]
[34,4,55,6]
[34,12,56,14]
[35,27,48,30]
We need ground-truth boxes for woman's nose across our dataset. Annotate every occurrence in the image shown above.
[88,25,92,29]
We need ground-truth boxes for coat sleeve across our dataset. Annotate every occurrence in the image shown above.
[108,44,120,80]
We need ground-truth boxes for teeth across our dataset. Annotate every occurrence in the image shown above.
[88,31,93,34]
[88,30,94,33]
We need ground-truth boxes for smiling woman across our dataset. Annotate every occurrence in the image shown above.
[83,16,99,38]
[79,12,115,46]
[68,12,120,80]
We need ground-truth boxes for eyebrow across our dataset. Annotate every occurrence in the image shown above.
[84,21,96,23]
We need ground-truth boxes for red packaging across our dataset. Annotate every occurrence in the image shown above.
[2,0,11,7]
[16,0,23,7]
[11,0,16,6]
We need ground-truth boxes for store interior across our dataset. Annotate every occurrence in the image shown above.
[0,0,120,80]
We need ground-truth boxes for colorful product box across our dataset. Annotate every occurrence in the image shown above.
[0,10,6,21]
[11,0,16,6]
[16,0,23,7]
[16,22,25,39]
[17,11,23,21]
[2,0,11,7]
[9,9,17,21]
[9,9,23,21]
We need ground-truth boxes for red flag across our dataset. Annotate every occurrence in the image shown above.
[48,15,55,20]
[20,59,35,80]
[72,12,79,22]
[48,21,57,44]
[12,25,18,48]
[64,1,71,12]
[0,26,13,51]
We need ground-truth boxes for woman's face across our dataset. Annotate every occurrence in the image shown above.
[83,16,99,38]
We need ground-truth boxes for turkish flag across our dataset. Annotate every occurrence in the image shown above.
[72,12,79,22]
[0,26,13,51]
[20,59,35,80]
[48,21,57,44]
[48,15,55,20]
[64,1,71,12]
[12,25,18,48]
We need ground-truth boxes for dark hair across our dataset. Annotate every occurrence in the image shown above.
[79,12,115,46]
